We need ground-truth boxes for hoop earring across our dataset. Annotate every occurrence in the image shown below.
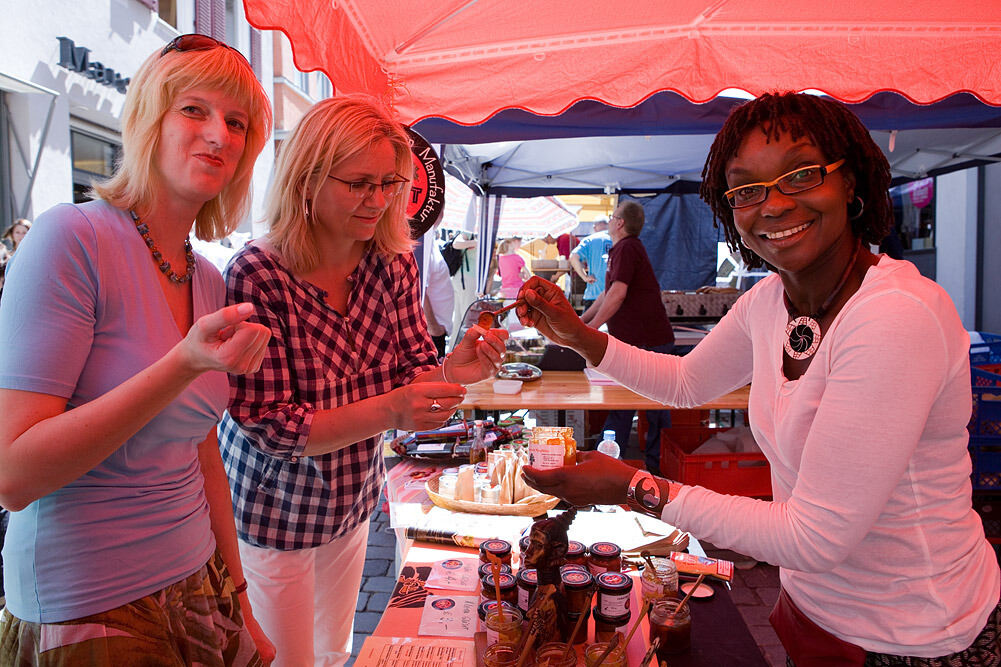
[848,196,864,221]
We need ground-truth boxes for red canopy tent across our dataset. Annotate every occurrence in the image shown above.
[244,0,1001,125]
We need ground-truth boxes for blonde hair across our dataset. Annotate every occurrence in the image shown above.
[265,95,414,273]
[92,44,272,240]
[498,237,522,254]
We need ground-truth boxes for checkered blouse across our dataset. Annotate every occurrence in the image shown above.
[218,244,438,550]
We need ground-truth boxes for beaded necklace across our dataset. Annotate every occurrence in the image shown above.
[130,210,196,284]
[781,240,860,360]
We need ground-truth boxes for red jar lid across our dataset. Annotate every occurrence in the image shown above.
[561,564,588,575]
[590,542,621,558]
[595,571,632,593]
[478,562,512,579]
[561,568,594,590]
[567,541,586,557]
[517,569,538,586]
[483,572,517,590]
[480,539,512,559]
[478,599,518,621]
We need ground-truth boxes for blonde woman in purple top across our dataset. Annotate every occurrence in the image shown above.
[0,37,275,665]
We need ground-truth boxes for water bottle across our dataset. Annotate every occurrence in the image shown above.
[596,429,620,459]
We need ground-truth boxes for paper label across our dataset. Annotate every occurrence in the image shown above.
[418,595,479,638]
[529,442,564,470]
[598,591,630,617]
[426,558,479,592]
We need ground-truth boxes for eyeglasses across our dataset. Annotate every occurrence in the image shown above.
[724,159,846,209]
[327,175,411,199]
[160,34,252,69]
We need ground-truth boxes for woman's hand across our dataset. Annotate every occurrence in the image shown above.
[445,325,508,384]
[388,382,467,431]
[242,602,276,665]
[515,277,589,348]
[521,451,635,506]
[177,303,272,375]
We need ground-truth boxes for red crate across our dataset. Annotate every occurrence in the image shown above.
[660,426,771,498]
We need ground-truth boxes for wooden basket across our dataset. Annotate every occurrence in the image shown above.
[425,475,560,516]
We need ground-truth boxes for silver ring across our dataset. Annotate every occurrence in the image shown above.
[429,400,442,413]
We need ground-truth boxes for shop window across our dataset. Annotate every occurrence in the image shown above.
[71,130,120,203]
[158,0,177,27]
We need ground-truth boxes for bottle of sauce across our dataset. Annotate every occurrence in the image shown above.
[469,420,488,465]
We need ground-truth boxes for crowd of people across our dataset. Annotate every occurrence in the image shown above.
[0,36,996,667]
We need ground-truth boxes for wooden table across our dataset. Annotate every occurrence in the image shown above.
[460,371,749,412]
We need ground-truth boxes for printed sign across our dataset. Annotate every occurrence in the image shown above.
[405,126,445,239]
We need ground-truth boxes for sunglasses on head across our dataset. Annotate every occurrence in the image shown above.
[160,34,252,70]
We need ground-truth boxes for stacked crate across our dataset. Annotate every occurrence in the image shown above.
[970,332,1001,563]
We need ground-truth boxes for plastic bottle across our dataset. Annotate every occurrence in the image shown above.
[469,420,488,465]
[596,429,620,459]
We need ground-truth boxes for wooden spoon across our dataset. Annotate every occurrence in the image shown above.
[477,299,525,328]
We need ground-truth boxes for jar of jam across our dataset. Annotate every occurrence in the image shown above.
[480,572,518,606]
[483,642,520,667]
[561,564,588,576]
[479,562,512,581]
[649,599,692,657]
[485,605,524,648]
[592,609,629,644]
[595,571,632,618]
[588,542,621,575]
[480,539,513,566]
[560,568,594,616]
[478,600,519,631]
[640,557,678,603]
[533,642,577,667]
[584,641,627,667]
[565,540,587,567]
[512,568,535,612]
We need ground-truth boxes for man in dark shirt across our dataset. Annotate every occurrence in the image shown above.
[582,201,674,473]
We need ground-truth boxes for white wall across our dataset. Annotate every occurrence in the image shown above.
[982,163,1001,334]
[935,169,978,329]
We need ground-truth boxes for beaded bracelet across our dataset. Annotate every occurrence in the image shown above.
[233,580,249,595]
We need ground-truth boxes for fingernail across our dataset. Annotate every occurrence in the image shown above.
[237,303,254,315]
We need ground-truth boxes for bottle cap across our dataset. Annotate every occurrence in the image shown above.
[603,430,616,440]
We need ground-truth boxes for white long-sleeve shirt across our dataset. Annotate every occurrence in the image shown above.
[597,255,999,656]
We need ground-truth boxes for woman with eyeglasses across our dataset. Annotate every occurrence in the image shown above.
[516,92,1000,665]
[217,95,506,666]
[0,36,276,664]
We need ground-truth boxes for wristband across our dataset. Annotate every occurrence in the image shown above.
[233,579,249,595]
[625,469,680,517]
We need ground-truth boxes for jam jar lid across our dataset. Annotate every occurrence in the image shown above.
[483,572,517,589]
[592,606,631,625]
[566,541,586,557]
[561,564,588,574]
[442,467,460,475]
[595,571,632,592]
[561,568,594,590]
[479,562,512,578]
[589,542,621,558]
[474,462,489,474]
[517,569,538,585]
[480,539,512,559]
[478,599,518,621]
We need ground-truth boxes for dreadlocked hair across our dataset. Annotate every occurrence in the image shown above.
[699,92,893,270]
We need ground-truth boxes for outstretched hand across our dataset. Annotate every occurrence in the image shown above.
[445,324,508,384]
[178,303,272,375]
[521,450,635,506]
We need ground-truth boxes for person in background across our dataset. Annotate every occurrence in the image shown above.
[517,92,1000,665]
[569,218,612,310]
[497,236,531,300]
[556,229,579,259]
[218,95,507,667]
[1,219,30,254]
[0,36,275,664]
[582,201,673,471]
[424,221,456,359]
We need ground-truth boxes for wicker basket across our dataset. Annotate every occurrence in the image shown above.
[425,475,560,516]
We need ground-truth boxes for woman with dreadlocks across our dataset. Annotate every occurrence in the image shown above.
[515,92,1000,665]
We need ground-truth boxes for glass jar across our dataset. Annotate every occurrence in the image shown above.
[480,539,513,566]
[528,427,576,470]
[485,605,524,648]
[483,642,520,667]
[640,557,678,603]
[533,642,577,667]
[649,599,692,657]
[479,600,519,631]
[565,540,587,567]
[584,641,627,667]
[516,568,538,614]
[561,564,588,576]
[436,470,457,499]
[592,609,629,644]
[587,542,621,575]
[481,572,518,606]
[560,568,593,616]
[595,571,632,618]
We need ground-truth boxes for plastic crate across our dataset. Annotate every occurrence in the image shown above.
[660,426,771,497]
[973,494,1001,539]
[970,367,1001,438]
[971,332,1001,366]
[971,438,1001,491]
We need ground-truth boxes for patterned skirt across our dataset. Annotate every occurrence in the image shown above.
[0,550,263,667]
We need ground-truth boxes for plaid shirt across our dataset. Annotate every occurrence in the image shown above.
[218,244,438,550]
